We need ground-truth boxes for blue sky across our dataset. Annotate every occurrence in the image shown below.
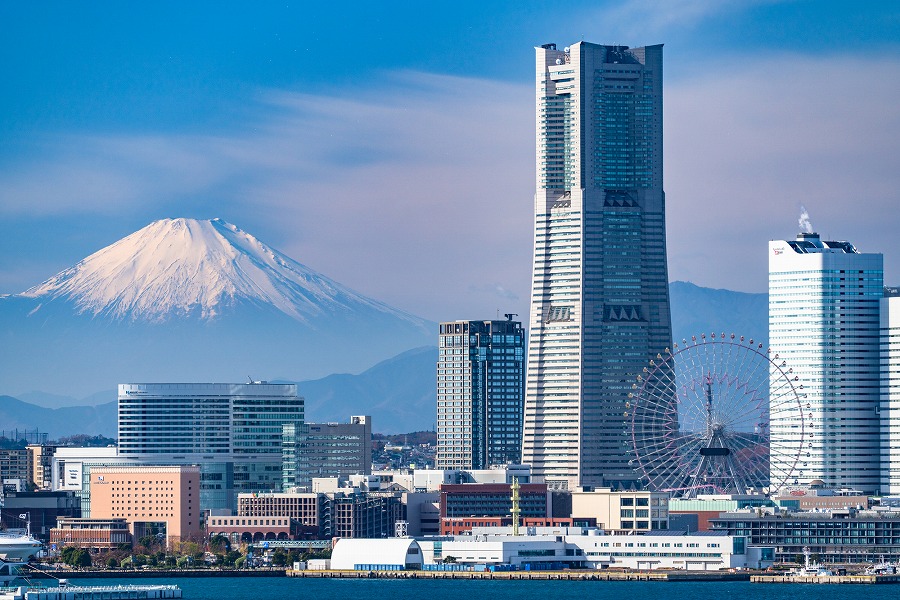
[1,1,898,322]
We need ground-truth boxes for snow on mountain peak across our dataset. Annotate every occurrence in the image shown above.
[21,218,414,324]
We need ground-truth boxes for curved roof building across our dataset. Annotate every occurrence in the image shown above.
[330,538,423,570]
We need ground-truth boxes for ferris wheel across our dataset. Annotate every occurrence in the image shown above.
[627,333,807,498]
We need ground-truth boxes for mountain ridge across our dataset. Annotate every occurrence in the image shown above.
[2,283,768,435]
[16,218,426,327]
[0,218,435,397]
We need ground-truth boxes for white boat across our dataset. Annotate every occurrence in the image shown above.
[790,547,834,577]
[865,560,899,575]
[0,513,43,562]
[0,533,42,563]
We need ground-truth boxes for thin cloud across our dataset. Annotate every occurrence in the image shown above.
[0,53,897,320]
[599,0,784,38]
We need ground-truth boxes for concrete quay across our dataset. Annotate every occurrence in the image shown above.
[752,574,900,584]
[287,569,750,581]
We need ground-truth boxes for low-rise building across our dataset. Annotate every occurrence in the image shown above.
[50,518,132,553]
[339,528,771,571]
[0,490,81,541]
[330,538,424,571]
[205,515,296,544]
[709,507,900,563]
[439,483,549,535]
[670,494,775,532]
[571,487,669,533]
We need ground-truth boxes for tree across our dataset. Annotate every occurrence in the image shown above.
[443,556,457,564]
[60,546,91,568]
[208,535,229,554]
[106,557,119,569]
[272,550,287,567]
[234,556,246,569]
[73,549,92,568]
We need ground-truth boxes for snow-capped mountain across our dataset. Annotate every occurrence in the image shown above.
[0,219,434,400]
[21,218,423,326]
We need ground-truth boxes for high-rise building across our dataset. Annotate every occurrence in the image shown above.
[282,416,372,490]
[522,42,671,490]
[881,291,900,494]
[436,318,525,470]
[117,383,303,509]
[769,232,883,493]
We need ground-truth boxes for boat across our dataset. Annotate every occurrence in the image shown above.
[0,513,43,562]
[864,560,899,575]
[0,579,182,600]
[790,547,834,577]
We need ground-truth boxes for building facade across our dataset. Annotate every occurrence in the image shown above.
[709,509,900,564]
[437,319,525,470]
[0,490,81,541]
[118,383,303,509]
[570,487,669,532]
[522,42,671,490]
[282,416,372,490]
[882,293,900,494]
[769,233,883,493]
[87,465,201,546]
[0,448,29,491]
[439,483,550,534]
[50,518,132,553]
[27,445,56,491]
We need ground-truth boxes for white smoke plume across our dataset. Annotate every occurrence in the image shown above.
[798,205,814,234]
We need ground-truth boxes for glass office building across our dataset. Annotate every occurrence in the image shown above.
[437,319,525,469]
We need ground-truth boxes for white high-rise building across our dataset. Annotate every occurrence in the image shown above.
[881,292,900,494]
[769,232,883,493]
[522,42,671,490]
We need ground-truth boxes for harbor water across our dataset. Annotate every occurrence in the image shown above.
[55,576,883,600]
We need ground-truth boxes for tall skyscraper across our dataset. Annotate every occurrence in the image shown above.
[522,42,671,490]
[881,291,900,494]
[769,232,883,494]
[436,318,525,470]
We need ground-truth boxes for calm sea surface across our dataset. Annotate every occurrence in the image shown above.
[61,576,881,600]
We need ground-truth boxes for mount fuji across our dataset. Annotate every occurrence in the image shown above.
[0,218,435,400]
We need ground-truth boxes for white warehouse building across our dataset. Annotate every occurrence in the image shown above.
[333,528,771,572]
[330,538,424,571]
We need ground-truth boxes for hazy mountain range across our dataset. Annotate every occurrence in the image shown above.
[0,218,434,400]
